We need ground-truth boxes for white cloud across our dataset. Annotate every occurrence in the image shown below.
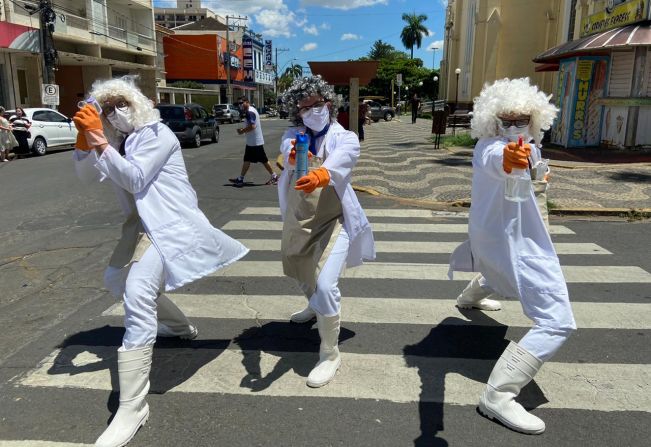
[341,33,361,41]
[320,22,331,30]
[304,24,319,35]
[426,29,435,37]
[300,0,388,10]
[301,42,318,51]
[427,40,445,51]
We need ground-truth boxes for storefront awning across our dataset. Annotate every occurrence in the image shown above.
[534,21,651,64]
[307,61,379,86]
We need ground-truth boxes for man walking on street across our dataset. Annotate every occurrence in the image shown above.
[229,97,278,186]
[410,93,421,124]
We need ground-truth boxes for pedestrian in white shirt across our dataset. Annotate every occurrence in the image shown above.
[449,78,576,435]
[229,97,278,186]
[72,77,248,447]
[278,75,376,387]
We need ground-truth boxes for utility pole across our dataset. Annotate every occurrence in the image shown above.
[274,47,289,94]
[225,14,247,104]
[39,0,57,86]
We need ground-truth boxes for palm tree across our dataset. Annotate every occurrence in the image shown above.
[283,63,303,79]
[400,13,428,59]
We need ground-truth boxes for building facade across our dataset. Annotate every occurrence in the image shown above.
[162,19,273,106]
[535,0,651,148]
[1,0,157,117]
[440,0,570,111]
[154,0,216,29]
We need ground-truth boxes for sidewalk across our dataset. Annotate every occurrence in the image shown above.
[353,117,651,211]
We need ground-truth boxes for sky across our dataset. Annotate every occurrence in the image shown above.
[153,0,447,75]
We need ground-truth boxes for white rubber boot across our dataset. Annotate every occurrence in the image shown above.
[456,273,502,311]
[95,345,152,447]
[306,313,341,388]
[156,294,198,340]
[290,305,316,323]
[478,341,546,434]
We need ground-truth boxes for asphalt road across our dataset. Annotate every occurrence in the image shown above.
[0,119,650,446]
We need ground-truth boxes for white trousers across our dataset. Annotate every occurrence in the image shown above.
[300,228,350,317]
[104,245,163,350]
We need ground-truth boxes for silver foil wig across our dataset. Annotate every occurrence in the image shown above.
[281,75,339,126]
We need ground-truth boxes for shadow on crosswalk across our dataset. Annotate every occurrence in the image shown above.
[233,321,356,392]
[404,308,548,445]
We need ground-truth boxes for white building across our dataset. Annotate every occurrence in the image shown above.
[154,0,216,29]
[0,0,157,117]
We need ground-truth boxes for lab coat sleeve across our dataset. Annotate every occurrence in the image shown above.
[94,126,175,194]
[72,149,105,184]
[476,139,508,181]
[322,131,359,189]
[280,129,296,156]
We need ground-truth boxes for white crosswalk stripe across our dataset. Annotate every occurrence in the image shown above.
[8,206,651,447]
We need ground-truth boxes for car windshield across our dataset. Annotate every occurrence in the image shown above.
[214,105,227,110]
[157,107,185,120]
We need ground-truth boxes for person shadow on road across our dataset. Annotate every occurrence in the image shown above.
[403,307,548,446]
[233,320,355,392]
[46,325,229,423]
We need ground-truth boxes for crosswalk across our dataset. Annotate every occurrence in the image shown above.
[5,207,651,445]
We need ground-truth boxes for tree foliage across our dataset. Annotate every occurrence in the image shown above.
[170,80,205,90]
[400,13,428,59]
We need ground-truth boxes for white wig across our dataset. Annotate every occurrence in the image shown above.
[470,77,559,145]
[281,75,340,127]
[89,76,159,144]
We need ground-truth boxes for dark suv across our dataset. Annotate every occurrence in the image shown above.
[366,100,395,122]
[156,103,219,147]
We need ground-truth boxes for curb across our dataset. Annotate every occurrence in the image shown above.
[352,185,651,217]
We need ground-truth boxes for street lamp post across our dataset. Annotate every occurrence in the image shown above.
[454,67,461,135]
[433,75,439,101]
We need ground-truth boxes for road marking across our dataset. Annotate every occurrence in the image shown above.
[103,294,651,330]
[223,220,575,235]
[20,347,651,412]
[0,442,93,447]
[238,239,611,255]
[211,261,651,283]
[239,207,463,218]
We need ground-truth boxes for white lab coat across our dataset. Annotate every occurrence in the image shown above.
[278,122,375,267]
[450,136,564,300]
[73,121,248,291]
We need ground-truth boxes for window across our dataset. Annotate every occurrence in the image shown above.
[567,0,578,41]
[198,108,208,119]
[32,111,50,122]
[189,15,197,21]
[47,111,68,123]
[17,69,28,104]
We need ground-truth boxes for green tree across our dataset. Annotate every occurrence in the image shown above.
[400,13,428,59]
[283,63,303,79]
[170,80,205,89]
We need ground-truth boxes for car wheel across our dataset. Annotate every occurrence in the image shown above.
[212,127,219,143]
[32,136,47,156]
[193,132,202,148]
[373,119,379,123]
[384,112,393,122]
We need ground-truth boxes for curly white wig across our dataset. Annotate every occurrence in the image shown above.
[470,77,559,145]
[89,76,159,144]
[281,75,339,127]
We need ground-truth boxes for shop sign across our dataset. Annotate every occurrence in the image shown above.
[41,84,59,106]
[580,0,649,37]
[264,40,273,71]
[243,35,254,82]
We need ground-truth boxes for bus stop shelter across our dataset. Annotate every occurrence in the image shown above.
[307,61,379,135]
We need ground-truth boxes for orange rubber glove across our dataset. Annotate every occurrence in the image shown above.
[295,167,330,193]
[287,139,313,165]
[73,105,107,148]
[75,130,92,151]
[73,104,103,132]
[502,142,531,174]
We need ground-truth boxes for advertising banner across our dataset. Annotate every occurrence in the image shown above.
[243,35,254,82]
[580,0,649,37]
[0,22,39,52]
[264,40,273,71]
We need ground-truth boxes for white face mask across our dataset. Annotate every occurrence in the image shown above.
[301,105,330,132]
[499,124,532,143]
[107,107,135,134]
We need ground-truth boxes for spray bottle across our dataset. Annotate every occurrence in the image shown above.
[294,132,309,182]
[504,135,532,202]
[77,97,102,114]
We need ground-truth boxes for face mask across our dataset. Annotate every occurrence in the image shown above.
[499,124,531,143]
[301,105,330,132]
[107,107,135,134]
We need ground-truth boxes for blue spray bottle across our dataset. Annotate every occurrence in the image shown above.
[294,132,310,182]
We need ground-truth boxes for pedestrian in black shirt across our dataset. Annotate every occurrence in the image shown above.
[9,107,31,155]
[410,93,421,124]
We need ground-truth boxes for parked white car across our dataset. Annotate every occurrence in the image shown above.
[4,108,78,156]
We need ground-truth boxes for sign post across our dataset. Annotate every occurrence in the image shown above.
[41,83,59,107]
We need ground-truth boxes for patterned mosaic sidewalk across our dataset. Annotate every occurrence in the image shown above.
[353,118,651,209]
